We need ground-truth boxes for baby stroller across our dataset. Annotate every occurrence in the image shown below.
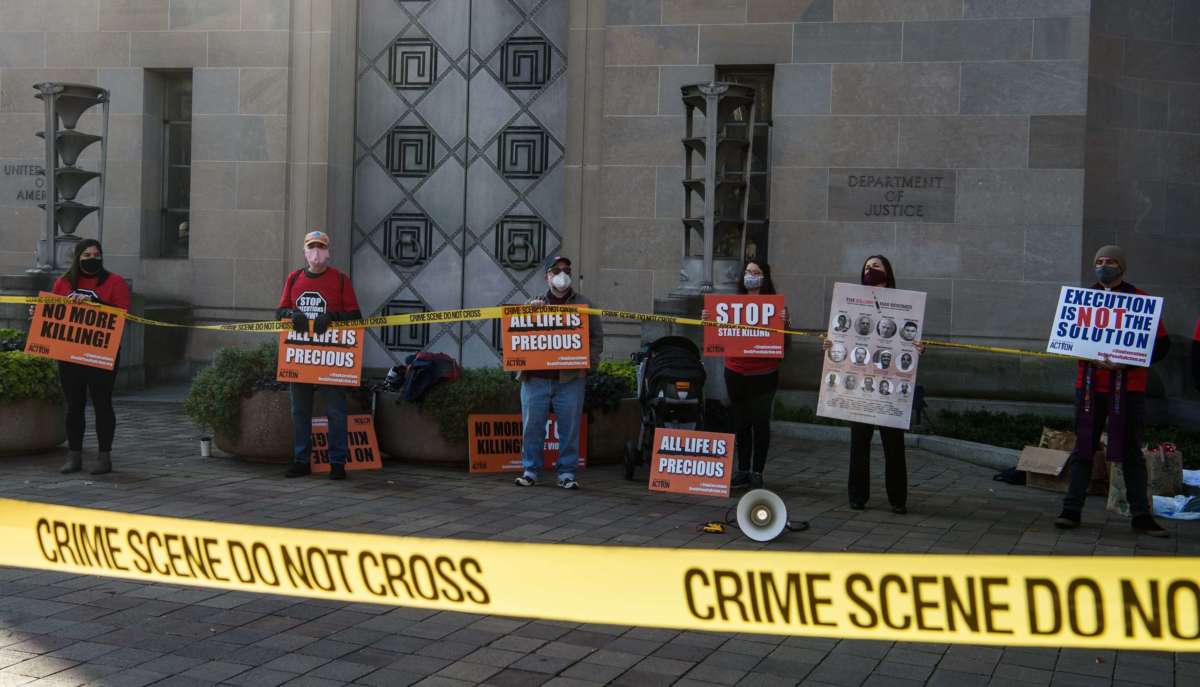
[623,336,708,480]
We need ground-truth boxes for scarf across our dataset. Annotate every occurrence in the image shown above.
[1076,365,1127,463]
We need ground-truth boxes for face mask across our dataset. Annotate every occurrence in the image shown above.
[305,247,330,269]
[864,267,888,286]
[1095,265,1122,284]
[80,257,102,275]
[550,272,571,291]
[743,274,763,290]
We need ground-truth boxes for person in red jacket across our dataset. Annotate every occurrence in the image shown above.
[51,239,131,475]
[702,260,789,489]
[1055,245,1170,537]
[276,230,362,480]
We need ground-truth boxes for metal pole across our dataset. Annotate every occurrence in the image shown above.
[45,88,59,271]
[738,100,756,264]
[96,91,110,246]
[701,88,718,293]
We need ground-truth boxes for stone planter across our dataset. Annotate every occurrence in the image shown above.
[587,397,640,464]
[375,391,468,464]
[215,389,368,463]
[0,399,66,455]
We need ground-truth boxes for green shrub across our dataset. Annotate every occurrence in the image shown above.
[421,368,521,444]
[597,359,637,390]
[0,328,26,352]
[773,399,843,426]
[0,351,63,404]
[184,343,284,440]
[585,362,636,415]
[926,410,1071,450]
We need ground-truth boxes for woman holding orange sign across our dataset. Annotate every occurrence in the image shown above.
[702,260,789,490]
[51,239,130,476]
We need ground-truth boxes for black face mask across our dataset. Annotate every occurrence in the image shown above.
[80,258,103,275]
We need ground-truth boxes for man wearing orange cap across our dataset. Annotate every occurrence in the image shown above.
[276,230,362,480]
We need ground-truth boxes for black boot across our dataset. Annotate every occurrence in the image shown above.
[329,464,346,481]
[749,472,764,489]
[285,462,311,478]
[1054,509,1081,529]
[730,471,749,487]
[1131,514,1168,538]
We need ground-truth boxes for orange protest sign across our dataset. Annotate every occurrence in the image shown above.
[276,326,363,387]
[24,292,125,370]
[648,428,734,498]
[703,295,785,358]
[501,305,590,372]
[467,413,587,473]
[309,414,381,473]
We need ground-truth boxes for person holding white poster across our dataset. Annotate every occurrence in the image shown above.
[821,255,925,514]
[1055,246,1170,537]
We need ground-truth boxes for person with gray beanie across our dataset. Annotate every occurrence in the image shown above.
[1055,245,1170,537]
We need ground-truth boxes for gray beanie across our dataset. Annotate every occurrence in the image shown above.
[1093,245,1126,273]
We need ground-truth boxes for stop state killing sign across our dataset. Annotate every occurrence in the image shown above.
[702,295,786,358]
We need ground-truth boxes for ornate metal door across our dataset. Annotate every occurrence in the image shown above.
[352,0,567,369]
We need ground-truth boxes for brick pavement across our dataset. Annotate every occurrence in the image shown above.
[0,400,1195,687]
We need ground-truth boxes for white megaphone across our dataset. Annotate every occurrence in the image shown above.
[736,489,789,542]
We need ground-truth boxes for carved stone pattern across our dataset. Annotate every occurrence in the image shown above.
[384,213,432,268]
[386,126,435,178]
[382,300,431,352]
[494,215,545,271]
[501,37,551,90]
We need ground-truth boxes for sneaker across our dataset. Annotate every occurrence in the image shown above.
[514,475,536,487]
[1054,509,1081,529]
[1131,514,1169,538]
[892,505,907,515]
[849,502,866,511]
[285,463,311,478]
[329,464,346,481]
[558,477,579,490]
[749,472,764,489]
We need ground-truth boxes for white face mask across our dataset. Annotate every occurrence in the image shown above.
[550,272,571,291]
[743,274,763,290]
[305,247,330,270]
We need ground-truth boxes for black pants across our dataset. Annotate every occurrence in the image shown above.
[58,361,117,452]
[1063,391,1148,516]
[723,369,779,474]
[848,422,907,507]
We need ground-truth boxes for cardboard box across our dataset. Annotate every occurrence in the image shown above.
[1018,445,1108,494]
[1018,446,1072,492]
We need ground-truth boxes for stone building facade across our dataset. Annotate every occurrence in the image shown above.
[0,0,1196,417]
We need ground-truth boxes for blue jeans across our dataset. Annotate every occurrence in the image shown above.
[520,376,585,480]
[290,383,348,466]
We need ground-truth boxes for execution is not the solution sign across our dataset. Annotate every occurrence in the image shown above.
[1046,287,1164,367]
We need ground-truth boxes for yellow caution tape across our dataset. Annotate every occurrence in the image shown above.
[1,497,1196,651]
[2,296,1074,360]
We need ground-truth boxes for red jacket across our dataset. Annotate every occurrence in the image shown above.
[52,272,131,311]
[1073,282,1167,394]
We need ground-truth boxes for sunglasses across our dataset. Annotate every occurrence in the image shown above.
[549,266,572,275]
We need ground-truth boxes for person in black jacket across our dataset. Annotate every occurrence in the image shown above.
[825,255,924,514]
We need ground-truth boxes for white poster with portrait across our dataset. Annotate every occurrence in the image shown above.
[817,283,927,430]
